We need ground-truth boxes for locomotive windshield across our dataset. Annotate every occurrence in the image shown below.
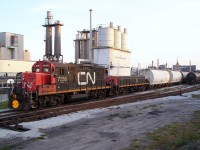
[32,67,40,72]
[42,68,49,73]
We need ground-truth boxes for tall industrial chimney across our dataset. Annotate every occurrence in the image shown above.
[54,20,63,62]
[43,11,64,62]
[43,11,53,60]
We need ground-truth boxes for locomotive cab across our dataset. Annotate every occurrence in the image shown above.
[9,61,53,110]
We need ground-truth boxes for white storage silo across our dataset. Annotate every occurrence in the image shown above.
[98,22,114,48]
[114,26,121,49]
[121,28,127,50]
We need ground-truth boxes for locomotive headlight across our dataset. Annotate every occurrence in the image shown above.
[12,100,19,109]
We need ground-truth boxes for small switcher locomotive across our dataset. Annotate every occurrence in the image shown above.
[9,60,108,110]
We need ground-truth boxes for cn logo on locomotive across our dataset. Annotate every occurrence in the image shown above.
[78,72,96,85]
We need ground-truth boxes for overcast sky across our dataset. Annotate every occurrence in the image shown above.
[1,0,200,68]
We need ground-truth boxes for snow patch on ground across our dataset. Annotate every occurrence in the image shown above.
[0,108,108,140]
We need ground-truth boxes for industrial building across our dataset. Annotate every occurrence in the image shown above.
[74,22,131,76]
[0,32,30,60]
[0,32,33,76]
[0,60,35,76]
[0,11,64,77]
[173,60,196,72]
[181,65,196,72]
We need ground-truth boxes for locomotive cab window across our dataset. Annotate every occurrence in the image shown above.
[36,68,40,72]
[32,67,35,72]
[51,67,55,73]
[60,68,65,75]
[42,67,49,73]
[32,67,40,72]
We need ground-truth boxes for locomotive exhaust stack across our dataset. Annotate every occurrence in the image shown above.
[43,11,63,63]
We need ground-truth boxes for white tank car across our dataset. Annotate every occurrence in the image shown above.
[140,69,170,85]
[181,72,189,83]
[168,70,182,83]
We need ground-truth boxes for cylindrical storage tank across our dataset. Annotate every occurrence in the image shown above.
[140,69,170,85]
[98,22,114,47]
[114,26,121,49]
[121,28,127,50]
[168,71,182,83]
[92,30,98,48]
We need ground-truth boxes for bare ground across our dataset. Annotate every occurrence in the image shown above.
[1,91,200,150]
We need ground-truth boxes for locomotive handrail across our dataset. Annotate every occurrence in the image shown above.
[0,82,14,89]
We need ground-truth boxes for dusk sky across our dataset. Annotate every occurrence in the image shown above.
[1,0,200,68]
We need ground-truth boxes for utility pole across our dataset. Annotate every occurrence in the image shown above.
[189,60,191,72]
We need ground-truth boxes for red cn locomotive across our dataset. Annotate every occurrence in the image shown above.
[9,60,108,110]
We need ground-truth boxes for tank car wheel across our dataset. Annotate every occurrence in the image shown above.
[138,86,145,92]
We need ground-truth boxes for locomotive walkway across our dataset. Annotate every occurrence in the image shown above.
[0,84,200,131]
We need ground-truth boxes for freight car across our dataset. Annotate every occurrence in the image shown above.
[105,75,147,94]
[139,69,183,89]
[168,70,182,84]
[185,72,200,85]
[8,60,147,110]
[180,71,189,83]
[140,69,170,88]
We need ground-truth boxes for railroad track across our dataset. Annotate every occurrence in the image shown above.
[0,84,200,131]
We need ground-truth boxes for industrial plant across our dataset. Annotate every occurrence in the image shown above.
[0,32,34,76]
[0,10,198,78]
[43,11,63,63]
[74,22,131,76]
